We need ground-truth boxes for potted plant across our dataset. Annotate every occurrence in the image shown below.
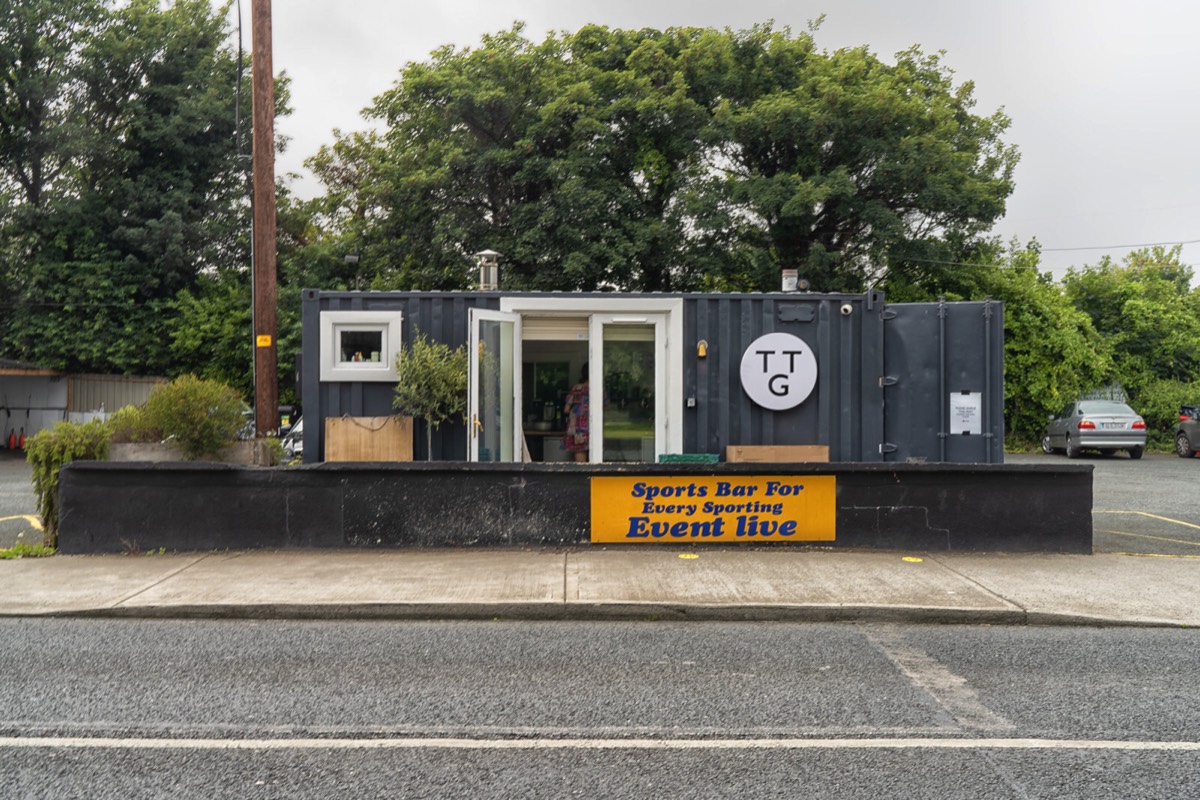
[392,330,468,460]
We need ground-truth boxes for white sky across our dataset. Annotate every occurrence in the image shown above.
[244,0,1200,278]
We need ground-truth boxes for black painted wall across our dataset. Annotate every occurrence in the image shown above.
[58,461,1092,554]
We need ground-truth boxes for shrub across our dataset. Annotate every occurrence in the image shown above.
[106,403,161,444]
[1130,378,1200,450]
[25,418,111,547]
[140,374,246,459]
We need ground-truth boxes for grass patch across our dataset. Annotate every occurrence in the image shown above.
[0,540,56,559]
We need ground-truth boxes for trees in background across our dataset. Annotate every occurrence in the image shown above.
[3,10,1197,447]
[0,0,289,399]
[1062,246,1200,437]
[308,23,1018,294]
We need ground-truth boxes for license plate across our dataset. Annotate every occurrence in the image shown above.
[1100,422,1125,429]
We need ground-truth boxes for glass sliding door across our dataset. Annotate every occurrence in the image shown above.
[589,315,666,463]
[468,309,522,462]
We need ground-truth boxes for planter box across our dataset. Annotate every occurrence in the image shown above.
[109,441,261,465]
[324,415,413,462]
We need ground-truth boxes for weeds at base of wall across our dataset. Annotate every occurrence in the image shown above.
[0,536,56,559]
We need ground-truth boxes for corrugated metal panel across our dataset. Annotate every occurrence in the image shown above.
[301,290,1002,465]
[882,300,1004,464]
[683,294,881,461]
[302,291,501,461]
[69,375,165,413]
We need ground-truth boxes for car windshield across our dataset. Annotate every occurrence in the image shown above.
[1078,401,1136,416]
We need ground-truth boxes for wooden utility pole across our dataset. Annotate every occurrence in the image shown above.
[251,0,278,435]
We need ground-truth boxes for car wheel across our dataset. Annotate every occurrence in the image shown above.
[1129,447,1144,460]
[1065,434,1080,459]
[1175,432,1195,458]
[1041,434,1055,455]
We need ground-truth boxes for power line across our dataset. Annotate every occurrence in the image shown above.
[1041,238,1200,253]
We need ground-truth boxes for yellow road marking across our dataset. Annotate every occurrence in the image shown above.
[1104,551,1200,560]
[1094,510,1200,531]
[1097,528,1200,549]
[0,514,42,530]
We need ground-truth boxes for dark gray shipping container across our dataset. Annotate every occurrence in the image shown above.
[300,289,1003,464]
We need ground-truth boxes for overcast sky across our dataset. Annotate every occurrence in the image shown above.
[246,0,1199,278]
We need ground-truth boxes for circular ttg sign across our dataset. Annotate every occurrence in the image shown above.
[739,332,818,410]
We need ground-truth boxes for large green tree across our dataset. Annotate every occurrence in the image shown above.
[1,0,253,378]
[1064,246,1200,391]
[312,23,1018,294]
[706,30,1018,292]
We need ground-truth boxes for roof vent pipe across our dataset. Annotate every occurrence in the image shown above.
[476,249,502,291]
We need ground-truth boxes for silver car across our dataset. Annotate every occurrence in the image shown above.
[281,417,303,459]
[1042,400,1146,459]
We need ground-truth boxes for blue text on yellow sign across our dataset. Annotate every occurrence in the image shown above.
[590,475,836,543]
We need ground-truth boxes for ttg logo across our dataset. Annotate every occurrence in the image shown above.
[739,332,818,410]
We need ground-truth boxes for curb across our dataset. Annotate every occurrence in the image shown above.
[4,602,1190,628]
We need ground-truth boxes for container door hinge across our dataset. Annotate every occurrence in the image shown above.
[879,443,898,455]
[879,375,899,388]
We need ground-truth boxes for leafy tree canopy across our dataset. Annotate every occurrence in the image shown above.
[309,22,1019,294]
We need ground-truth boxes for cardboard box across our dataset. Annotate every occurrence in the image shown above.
[725,445,830,463]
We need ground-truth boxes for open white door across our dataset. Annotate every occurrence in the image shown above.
[468,309,523,462]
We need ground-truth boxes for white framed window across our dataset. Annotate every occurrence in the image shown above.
[319,310,403,382]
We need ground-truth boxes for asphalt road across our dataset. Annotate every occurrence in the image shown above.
[3,619,1199,799]
[0,450,36,549]
[3,450,1199,554]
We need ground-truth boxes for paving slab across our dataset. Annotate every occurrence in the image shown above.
[567,549,1023,622]
[1,553,210,614]
[114,549,567,614]
[934,552,1200,626]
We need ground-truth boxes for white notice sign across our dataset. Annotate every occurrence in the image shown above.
[950,392,982,435]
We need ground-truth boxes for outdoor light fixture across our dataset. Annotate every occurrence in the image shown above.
[697,339,709,359]
[476,249,502,291]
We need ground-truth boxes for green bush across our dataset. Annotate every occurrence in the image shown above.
[25,418,111,547]
[140,374,246,459]
[1129,378,1200,450]
[106,403,161,444]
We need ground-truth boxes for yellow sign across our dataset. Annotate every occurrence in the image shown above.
[591,475,836,544]
[256,334,273,347]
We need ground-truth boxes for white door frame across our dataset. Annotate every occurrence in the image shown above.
[498,296,684,459]
[467,308,523,462]
[588,313,667,464]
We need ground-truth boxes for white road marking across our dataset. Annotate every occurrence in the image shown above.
[866,627,1015,732]
[1,736,1198,752]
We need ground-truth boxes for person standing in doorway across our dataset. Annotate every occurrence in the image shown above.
[563,365,589,462]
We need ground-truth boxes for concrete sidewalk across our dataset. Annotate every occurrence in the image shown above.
[3,548,1198,627]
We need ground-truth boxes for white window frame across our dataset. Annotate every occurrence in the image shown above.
[319,310,403,382]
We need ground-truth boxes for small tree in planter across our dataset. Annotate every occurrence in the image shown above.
[392,330,468,460]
